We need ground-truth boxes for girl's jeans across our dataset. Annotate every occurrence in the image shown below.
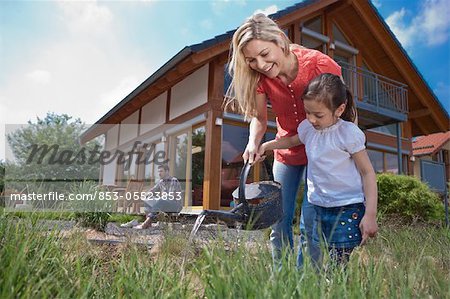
[270,160,318,268]
[311,203,365,266]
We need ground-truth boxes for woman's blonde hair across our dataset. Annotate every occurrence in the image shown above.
[225,13,291,120]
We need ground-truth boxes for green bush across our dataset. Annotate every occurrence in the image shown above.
[377,173,444,222]
[69,181,111,231]
[74,211,110,231]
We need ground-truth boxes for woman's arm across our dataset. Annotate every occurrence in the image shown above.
[243,93,268,164]
[259,134,302,156]
[352,149,378,244]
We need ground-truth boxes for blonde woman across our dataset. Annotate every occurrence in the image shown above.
[226,13,342,268]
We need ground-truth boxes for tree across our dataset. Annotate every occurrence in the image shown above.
[0,160,5,199]
[5,112,101,199]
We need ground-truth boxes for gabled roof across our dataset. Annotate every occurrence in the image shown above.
[413,131,450,156]
[80,0,448,144]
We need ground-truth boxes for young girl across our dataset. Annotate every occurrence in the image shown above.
[259,73,378,265]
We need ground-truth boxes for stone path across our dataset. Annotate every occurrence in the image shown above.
[27,219,269,250]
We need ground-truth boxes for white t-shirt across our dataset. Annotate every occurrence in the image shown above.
[298,118,366,208]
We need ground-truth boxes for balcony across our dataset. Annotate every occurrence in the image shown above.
[339,61,408,129]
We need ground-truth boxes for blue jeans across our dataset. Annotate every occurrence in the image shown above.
[296,189,319,268]
[311,203,365,266]
[271,160,315,268]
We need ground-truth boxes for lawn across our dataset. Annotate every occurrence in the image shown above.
[0,211,449,298]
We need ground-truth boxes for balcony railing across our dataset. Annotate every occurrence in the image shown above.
[338,61,408,115]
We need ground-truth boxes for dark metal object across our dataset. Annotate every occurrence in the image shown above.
[202,161,283,230]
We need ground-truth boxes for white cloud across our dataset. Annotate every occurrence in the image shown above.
[254,5,278,16]
[26,70,52,85]
[419,0,450,46]
[371,0,382,8]
[211,0,246,16]
[386,0,450,50]
[56,0,114,35]
[99,76,143,108]
[385,8,416,49]
[0,1,156,160]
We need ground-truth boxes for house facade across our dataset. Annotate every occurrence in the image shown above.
[81,0,449,213]
[412,131,450,182]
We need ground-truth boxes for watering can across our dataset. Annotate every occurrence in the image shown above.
[202,161,283,230]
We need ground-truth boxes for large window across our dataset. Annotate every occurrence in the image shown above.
[367,150,384,173]
[168,124,206,208]
[369,124,398,136]
[170,131,189,207]
[143,140,165,188]
[191,126,205,206]
[385,153,399,174]
[221,122,275,207]
[301,16,328,53]
[117,151,139,186]
[367,149,408,174]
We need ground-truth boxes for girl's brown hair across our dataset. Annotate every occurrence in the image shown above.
[302,73,356,122]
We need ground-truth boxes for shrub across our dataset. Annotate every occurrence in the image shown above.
[74,211,110,231]
[69,181,111,231]
[377,173,444,222]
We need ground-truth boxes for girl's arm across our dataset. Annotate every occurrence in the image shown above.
[258,134,302,156]
[352,149,378,244]
[243,93,267,164]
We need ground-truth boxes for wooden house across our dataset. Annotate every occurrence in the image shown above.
[81,0,449,213]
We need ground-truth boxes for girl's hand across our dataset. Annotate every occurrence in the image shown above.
[257,143,267,158]
[243,142,263,164]
[359,214,378,245]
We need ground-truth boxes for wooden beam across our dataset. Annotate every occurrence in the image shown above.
[403,119,413,139]
[276,0,339,27]
[166,103,210,126]
[192,41,230,65]
[203,108,222,210]
[324,10,334,58]
[290,22,302,44]
[137,107,142,136]
[202,58,225,210]
[412,118,429,136]
[166,88,171,123]
[326,0,352,18]
[208,58,225,104]
[356,53,363,101]
[409,108,431,119]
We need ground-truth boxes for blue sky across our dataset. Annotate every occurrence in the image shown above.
[1,0,449,160]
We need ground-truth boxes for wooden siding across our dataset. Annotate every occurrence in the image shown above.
[203,57,224,209]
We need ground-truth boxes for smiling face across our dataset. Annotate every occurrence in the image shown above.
[242,39,287,78]
[304,99,345,130]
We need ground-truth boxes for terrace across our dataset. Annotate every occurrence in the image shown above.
[339,61,408,129]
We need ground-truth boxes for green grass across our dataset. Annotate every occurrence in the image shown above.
[0,213,449,298]
[1,207,143,225]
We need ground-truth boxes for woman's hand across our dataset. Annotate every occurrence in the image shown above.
[243,142,263,165]
[359,214,378,245]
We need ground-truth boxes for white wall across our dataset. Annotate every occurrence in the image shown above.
[170,64,208,120]
[140,92,167,134]
[102,154,117,185]
[105,125,119,150]
[119,111,139,145]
